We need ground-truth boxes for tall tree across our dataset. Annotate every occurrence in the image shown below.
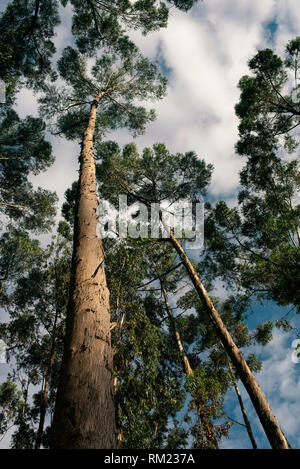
[177,289,272,449]
[0,227,70,448]
[62,188,188,448]
[96,141,291,449]
[227,360,257,449]
[39,45,167,448]
[206,39,300,322]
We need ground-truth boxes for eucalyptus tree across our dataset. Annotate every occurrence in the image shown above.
[0,107,57,231]
[206,39,300,323]
[0,104,57,301]
[61,185,189,448]
[95,140,291,449]
[0,380,24,440]
[234,39,300,312]
[39,44,167,448]
[106,240,187,448]
[227,361,257,449]
[0,0,60,94]
[153,249,260,448]
[0,1,59,232]
[0,375,37,449]
[0,0,199,95]
[61,179,229,449]
[158,271,229,449]
[177,290,275,449]
[0,228,41,298]
[66,0,198,57]
[0,227,71,448]
[127,241,230,449]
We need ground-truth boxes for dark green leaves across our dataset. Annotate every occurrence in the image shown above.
[0,108,57,231]
[67,0,199,56]
[40,46,167,139]
[96,141,212,206]
[0,0,60,93]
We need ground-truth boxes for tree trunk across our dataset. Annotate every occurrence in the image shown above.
[162,218,291,449]
[113,375,122,445]
[51,93,117,448]
[160,280,218,449]
[228,361,257,449]
[35,363,52,449]
[0,278,5,294]
[35,306,59,449]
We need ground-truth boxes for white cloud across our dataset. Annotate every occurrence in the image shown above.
[11,0,300,204]
[123,0,300,196]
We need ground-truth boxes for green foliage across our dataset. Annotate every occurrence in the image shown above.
[186,368,232,449]
[0,380,23,435]
[246,354,262,373]
[103,240,187,448]
[0,107,57,231]
[67,0,198,56]
[206,39,300,315]
[255,321,274,346]
[0,229,71,447]
[0,0,60,93]
[187,368,222,406]
[0,228,41,298]
[96,141,212,209]
[40,45,166,139]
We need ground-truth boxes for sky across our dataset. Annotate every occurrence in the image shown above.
[0,0,299,449]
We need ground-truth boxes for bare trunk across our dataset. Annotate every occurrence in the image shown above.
[0,278,5,294]
[161,281,193,377]
[35,366,52,449]
[51,94,117,448]
[113,375,122,445]
[228,361,257,449]
[160,280,218,449]
[35,307,59,449]
[162,219,290,449]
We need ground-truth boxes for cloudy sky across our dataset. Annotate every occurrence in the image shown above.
[12,0,300,204]
[0,0,300,449]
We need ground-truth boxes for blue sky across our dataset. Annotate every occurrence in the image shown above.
[0,0,299,449]
[221,302,300,449]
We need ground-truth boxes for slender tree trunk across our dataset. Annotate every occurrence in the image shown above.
[160,280,218,449]
[35,362,52,449]
[113,375,122,445]
[161,217,291,449]
[35,307,59,450]
[0,278,5,294]
[161,281,193,377]
[0,264,10,294]
[228,361,257,449]
[51,93,117,448]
